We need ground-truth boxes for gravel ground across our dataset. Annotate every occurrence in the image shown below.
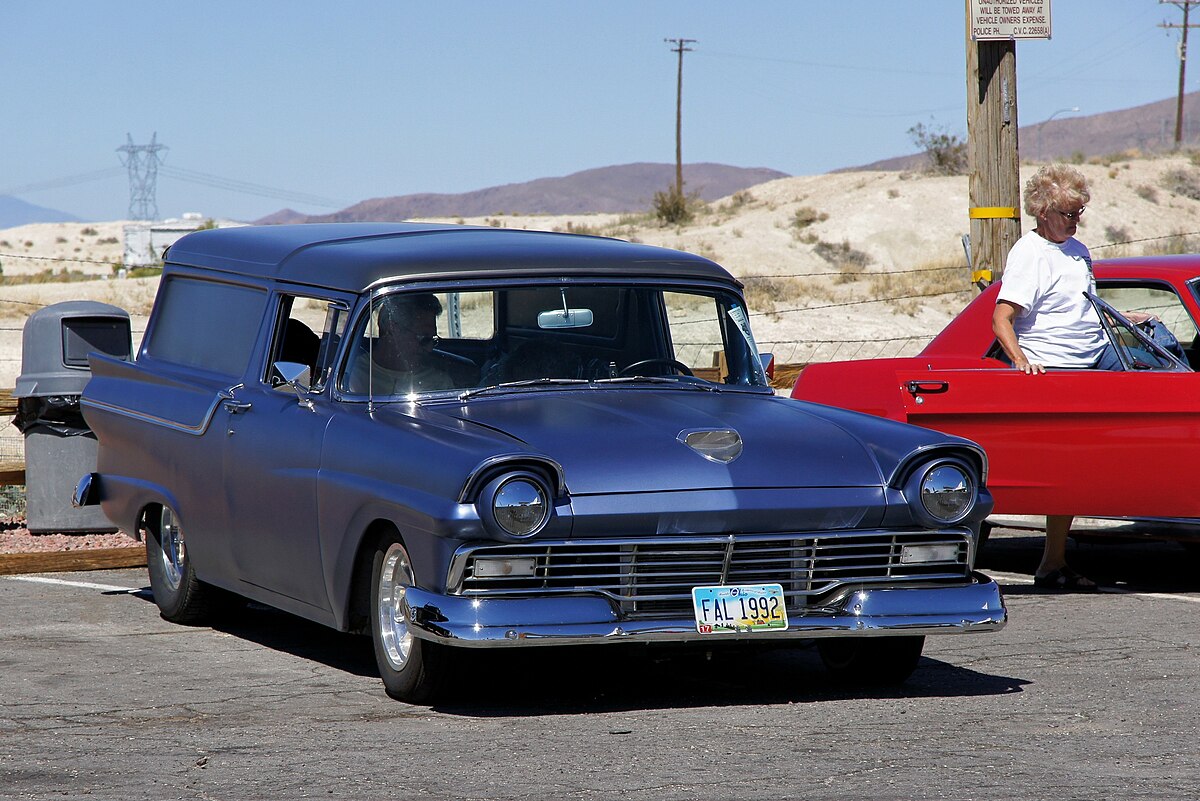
[0,518,139,554]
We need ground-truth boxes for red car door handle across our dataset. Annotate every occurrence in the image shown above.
[905,380,949,395]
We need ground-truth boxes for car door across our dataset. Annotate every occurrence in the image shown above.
[222,293,350,613]
[895,300,1199,517]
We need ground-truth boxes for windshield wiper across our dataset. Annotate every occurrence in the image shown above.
[591,376,722,391]
[458,377,589,400]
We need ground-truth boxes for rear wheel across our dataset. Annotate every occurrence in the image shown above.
[817,636,925,685]
[145,505,222,624]
[371,536,449,703]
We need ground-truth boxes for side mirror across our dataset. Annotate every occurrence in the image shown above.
[759,352,775,381]
[271,361,315,409]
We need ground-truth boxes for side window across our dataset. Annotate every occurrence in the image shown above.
[664,291,725,375]
[663,291,765,386]
[146,276,267,377]
[267,295,349,391]
[441,291,495,340]
[1097,284,1200,350]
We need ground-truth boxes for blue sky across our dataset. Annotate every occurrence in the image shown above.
[0,1,1185,222]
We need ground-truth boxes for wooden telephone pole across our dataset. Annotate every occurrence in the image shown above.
[665,38,696,197]
[1161,1,1200,148]
[966,27,1021,285]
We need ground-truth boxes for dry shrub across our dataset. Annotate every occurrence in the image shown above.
[742,275,837,316]
[867,258,970,316]
[1161,168,1200,201]
[1135,185,1159,204]
[1143,230,1200,256]
[791,206,827,232]
[813,240,872,277]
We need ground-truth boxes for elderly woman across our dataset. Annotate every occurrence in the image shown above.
[992,164,1108,592]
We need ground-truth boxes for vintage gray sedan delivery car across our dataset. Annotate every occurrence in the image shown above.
[77,223,1006,702]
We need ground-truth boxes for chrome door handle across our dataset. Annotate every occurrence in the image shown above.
[905,380,949,395]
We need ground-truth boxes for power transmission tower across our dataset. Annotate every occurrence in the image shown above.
[116,133,168,220]
[1161,1,1200,148]
[664,38,696,197]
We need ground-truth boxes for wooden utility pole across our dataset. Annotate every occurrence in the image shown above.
[665,38,696,196]
[966,34,1021,285]
[1161,1,1200,148]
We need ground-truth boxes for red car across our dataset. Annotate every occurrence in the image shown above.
[792,256,1200,520]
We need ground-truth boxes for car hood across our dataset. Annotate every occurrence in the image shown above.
[429,388,899,495]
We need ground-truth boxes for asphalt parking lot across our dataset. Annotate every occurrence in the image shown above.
[2,527,1199,800]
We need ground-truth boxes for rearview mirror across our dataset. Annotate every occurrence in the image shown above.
[537,308,594,329]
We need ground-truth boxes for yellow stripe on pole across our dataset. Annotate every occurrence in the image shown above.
[969,206,1020,219]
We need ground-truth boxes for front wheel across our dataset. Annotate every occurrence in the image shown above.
[371,537,450,703]
[817,636,925,685]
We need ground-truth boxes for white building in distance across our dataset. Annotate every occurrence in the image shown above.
[122,213,245,267]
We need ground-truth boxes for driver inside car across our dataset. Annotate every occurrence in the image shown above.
[347,294,454,395]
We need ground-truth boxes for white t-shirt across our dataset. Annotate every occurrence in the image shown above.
[996,230,1105,367]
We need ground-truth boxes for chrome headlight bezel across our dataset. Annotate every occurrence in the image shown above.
[906,459,977,526]
[477,471,552,539]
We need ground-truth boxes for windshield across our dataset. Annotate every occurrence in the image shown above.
[337,283,771,399]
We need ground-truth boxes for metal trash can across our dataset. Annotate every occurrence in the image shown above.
[14,301,131,532]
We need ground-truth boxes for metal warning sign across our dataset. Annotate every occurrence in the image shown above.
[969,0,1051,40]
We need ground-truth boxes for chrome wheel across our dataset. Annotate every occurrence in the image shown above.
[157,506,186,593]
[145,503,225,625]
[376,542,416,671]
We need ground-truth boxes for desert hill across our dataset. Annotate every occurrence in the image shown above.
[853,91,1200,173]
[258,163,788,224]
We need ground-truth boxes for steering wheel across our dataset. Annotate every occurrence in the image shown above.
[619,358,694,377]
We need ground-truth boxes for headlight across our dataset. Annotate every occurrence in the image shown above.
[918,463,975,523]
[490,475,549,538]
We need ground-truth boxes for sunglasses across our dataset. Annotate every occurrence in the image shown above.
[416,334,440,347]
[1056,206,1085,221]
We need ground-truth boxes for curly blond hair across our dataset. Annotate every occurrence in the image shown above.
[1023,164,1090,218]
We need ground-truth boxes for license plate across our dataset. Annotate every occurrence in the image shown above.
[692,583,788,634]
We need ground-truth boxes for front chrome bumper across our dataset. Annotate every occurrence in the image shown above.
[402,572,1007,647]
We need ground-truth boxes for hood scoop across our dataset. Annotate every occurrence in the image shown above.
[679,428,743,464]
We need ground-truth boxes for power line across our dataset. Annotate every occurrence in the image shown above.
[157,165,347,208]
[0,168,125,197]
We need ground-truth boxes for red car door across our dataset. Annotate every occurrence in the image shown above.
[891,366,1200,517]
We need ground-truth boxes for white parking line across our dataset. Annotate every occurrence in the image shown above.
[3,575,141,593]
[987,570,1200,605]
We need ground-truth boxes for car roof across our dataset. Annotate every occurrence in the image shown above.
[163,222,738,292]
[1093,254,1200,282]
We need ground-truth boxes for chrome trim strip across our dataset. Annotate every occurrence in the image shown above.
[402,572,1006,647]
[81,394,228,437]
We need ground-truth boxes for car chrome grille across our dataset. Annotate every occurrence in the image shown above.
[452,530,971,617]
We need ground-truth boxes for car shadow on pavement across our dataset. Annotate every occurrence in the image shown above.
[173,600,1028,713]
[428,645,1029,716]
[978,531,1200,596]
[207,603,380,678]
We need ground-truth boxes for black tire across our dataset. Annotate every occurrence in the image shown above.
[145,505,222,625]
[370,536,450,703]
[817,636,925,686]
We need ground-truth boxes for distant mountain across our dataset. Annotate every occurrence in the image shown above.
[256,163,788,224]
[0,196,80,227]
[845,91,1200,172]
